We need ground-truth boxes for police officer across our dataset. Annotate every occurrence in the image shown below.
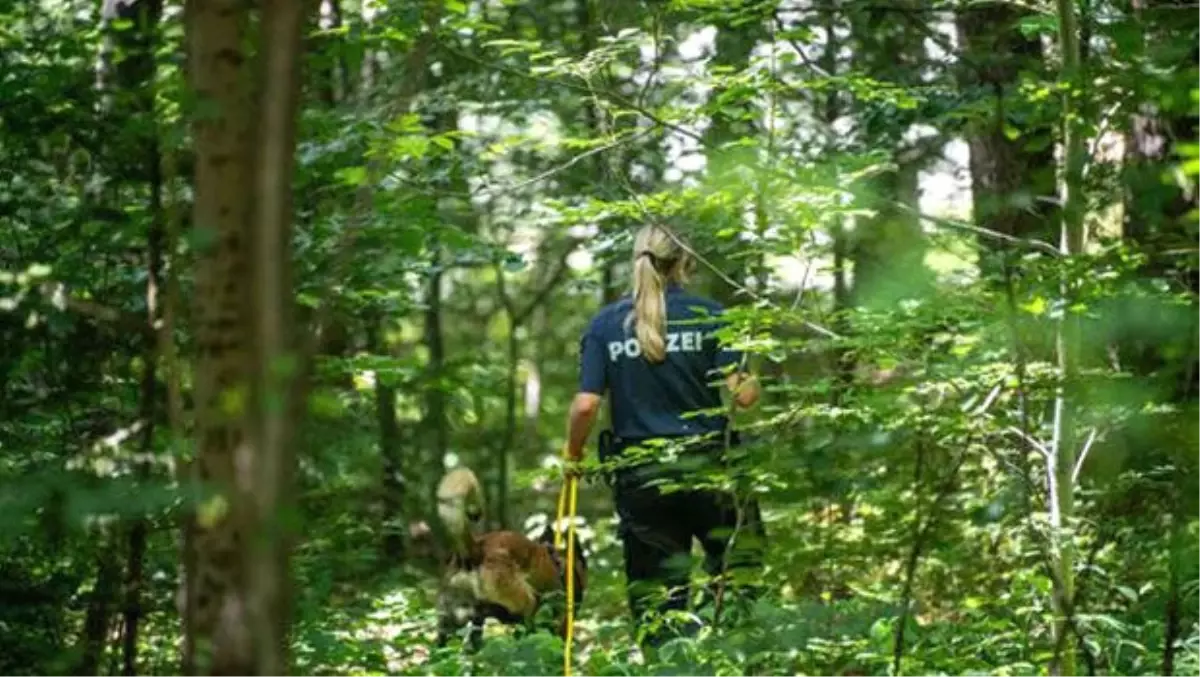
[563,223,766,648]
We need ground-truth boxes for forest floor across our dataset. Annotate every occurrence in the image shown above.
[285,514,688,676]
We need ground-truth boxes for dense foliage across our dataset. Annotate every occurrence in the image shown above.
[0,0,1196,675]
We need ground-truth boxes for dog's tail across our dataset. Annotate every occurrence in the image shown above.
[436,466,485,558]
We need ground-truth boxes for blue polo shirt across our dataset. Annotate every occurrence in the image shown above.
[578,284,743,440]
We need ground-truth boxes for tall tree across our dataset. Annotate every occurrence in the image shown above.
[182,0,308,672]
[701,1,768,307]
[1122,0,1198,255]
[1118,4,1199,673]
[113,0,165,671]
[845,2,932,308]
[956,3,1057,279]
[1051,0,1087,673]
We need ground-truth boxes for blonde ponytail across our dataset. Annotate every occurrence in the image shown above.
[626,224,690,364]
[632,254,668,362]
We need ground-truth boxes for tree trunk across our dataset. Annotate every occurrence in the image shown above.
[183,0,257,669]
[846,2,931,308]
[423,114,457,493]
[183,0,308,672]
[426,50,477,505]
[499,328,518,529]
[702,9,765,307]
[99,0,168,672]
[77,536,122,675]
[311,0,345,105]
[1050,0,1086,674]
[242,1,307,673]
[850,162,926,309]
[122,518,148,675]
[819,4,855,402]
[1123,0,1198,253]
[367,316,405,560]
[956,3,1057,280]
[111,0,164,672]
[1120,11,1197,669]
[423,247,448,480]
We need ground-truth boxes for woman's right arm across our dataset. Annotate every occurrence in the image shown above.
[711,305,760,409]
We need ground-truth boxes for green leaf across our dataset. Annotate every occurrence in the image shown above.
[1021,296,1047,316]
[389,112,424,134]
[335,166,367,186]
[1017,14,1058,38]
[392,135,431,160]
[1116,585,1138,602]
[1177,141,1199,158]
[392,226,425,255]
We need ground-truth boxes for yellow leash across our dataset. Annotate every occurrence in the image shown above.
[554,455,580,676]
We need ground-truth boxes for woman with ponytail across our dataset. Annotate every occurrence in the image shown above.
[563,223,765,649]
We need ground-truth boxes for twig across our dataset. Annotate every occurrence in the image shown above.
[444,43,708,146]
[1002,256,1095,672]
[1070,427,1099,485]
[513,239,582,325]
[971,381,1004,416]
[711,350,753,629]
[474,129,653,200]
[39,283,151,336]
[1006,426,1053,460]
[663,222,843,339]
[298,0,443,381]
[635,9,667,106]
[789,253,817,312]
[893,439,968,676]
[900,204,1062,257]
[461,33,1062,284]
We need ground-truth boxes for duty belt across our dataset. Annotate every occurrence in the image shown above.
[595,429,743,487]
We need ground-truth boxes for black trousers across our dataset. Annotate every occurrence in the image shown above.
[614,476,767,647]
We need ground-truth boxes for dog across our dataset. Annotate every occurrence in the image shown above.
[433,466,587,649]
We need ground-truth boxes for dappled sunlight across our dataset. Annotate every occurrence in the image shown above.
[1,0,1195,675]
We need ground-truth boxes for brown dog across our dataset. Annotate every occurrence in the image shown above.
[433,467,587,649]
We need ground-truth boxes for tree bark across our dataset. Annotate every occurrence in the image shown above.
[846,2,931,308]
[244,1,308,673]
[367,316,405,560]
[77,536,122,675]
[183,0,257,669]
[110,0,164,672]
[851,162,925,308]
[311,0,345,105]
[956,3,1057,280]
[183,0,308,672]
[1123,0,1198,241]
[702,7,765,307]
[423,247,448,485]
[1050,0,1086,673]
